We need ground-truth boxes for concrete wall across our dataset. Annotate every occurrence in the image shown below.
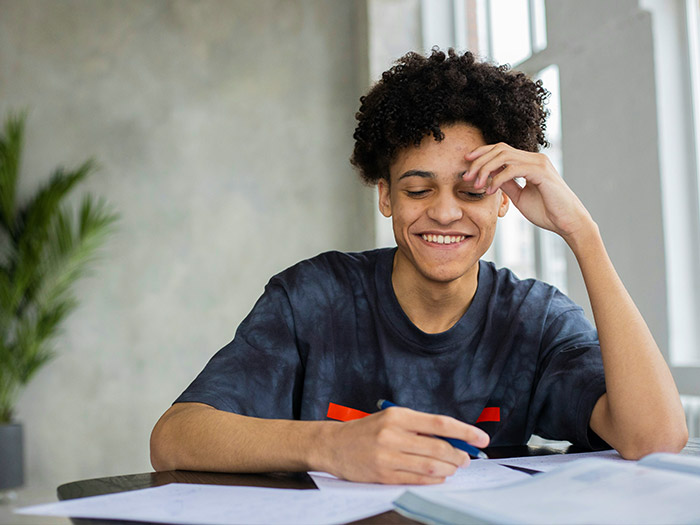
[0,0,374,493]
[367,0,422,247]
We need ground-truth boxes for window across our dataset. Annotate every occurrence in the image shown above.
[640,0,700,392]
[687,0,700,252]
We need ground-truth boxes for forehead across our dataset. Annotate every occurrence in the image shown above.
[389,123,486,183]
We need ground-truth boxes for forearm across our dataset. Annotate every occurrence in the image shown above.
[150,402,334,473]
[565,224,687,457]
[151,402,486,484]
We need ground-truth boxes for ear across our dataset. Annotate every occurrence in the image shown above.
[498,190,509,218]
[377,179,392,218]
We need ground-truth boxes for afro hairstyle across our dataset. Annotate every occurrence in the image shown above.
[350,48,550,184]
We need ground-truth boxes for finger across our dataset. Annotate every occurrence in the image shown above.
[375,411,471,466]
[464,147,505,182]
[365,435,462,481]
[464,145,502,180]
[496,179,523,204]
[399,411,491,448]
[465,142,515,174]
[465,143,497,161]
[485,164,526,194]
[400,433,470,467]
[376,469,447,485]
[471,151,512,188]
[399,451,462,478]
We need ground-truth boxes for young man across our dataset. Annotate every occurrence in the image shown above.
[150,49,687,485]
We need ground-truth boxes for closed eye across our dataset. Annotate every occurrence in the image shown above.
[462,191,486,200]
[406,190,430,197]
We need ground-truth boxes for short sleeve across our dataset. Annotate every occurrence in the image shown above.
[174,280,304,420]
[531,303,609,449]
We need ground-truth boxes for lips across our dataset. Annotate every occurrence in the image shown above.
[420,233,468,245]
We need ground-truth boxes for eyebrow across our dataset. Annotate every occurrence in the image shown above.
[397,169,468,181]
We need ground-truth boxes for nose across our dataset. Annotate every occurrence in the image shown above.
[426,191,463,225]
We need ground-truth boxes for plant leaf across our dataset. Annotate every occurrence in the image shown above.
[0,112,118,423]
[11,160,97,313]
[0,111,26,232]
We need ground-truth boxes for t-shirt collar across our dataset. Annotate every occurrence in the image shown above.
[374,247,494,353]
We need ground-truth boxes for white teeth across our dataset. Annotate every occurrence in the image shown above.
[421,234,466,244]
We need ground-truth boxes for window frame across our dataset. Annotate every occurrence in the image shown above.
[640,0,700,393]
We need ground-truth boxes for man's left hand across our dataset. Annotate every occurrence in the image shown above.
[464,143,594,241]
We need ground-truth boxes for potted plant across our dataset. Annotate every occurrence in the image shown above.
[0,112,117,492]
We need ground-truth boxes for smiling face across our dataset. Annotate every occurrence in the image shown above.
[378,123,509,288]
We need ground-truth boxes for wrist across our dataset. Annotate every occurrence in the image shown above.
[304,420,341,473]
[562,219,602,258]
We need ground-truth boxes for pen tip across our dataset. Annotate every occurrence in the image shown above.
[477,451,489,460]
[376,399,385,410]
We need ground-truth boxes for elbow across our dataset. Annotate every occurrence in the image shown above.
[660,420,690,454]
[616,419,689,460]
[150,422,168,471]
[150,445,168,472]
[150,412,179,472]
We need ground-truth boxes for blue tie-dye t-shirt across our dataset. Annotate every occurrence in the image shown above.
[175,248,608,448]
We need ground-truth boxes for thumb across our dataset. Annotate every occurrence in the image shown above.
[500,179,523,206]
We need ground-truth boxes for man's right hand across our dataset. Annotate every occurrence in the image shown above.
[315,406,490,484]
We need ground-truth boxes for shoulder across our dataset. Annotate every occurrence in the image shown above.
[481,261,597,350]
[482,260,554,303]
[481,260,585,321]
[269,248,390,296]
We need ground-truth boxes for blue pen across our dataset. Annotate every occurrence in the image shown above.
[377,399,489,459]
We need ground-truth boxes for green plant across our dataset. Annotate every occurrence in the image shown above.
[0,112,118,423]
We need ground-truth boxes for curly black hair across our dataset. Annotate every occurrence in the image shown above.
[351,48,549,184]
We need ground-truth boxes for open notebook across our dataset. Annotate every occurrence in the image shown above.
[393,453,700,525]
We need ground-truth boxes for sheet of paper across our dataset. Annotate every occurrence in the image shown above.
[16,483,396,525]
[399,458,700,524]
[310,458,528,493]
[493,449,629,472]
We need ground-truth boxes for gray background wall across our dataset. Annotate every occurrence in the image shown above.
[0,0,374,503]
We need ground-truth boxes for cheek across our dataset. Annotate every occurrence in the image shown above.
[472,201,496,218]
[391,202,423,228]
[473,205,500,232]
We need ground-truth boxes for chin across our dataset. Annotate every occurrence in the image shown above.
[417,264,473,284]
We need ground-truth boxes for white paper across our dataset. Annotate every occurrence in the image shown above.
[397,458,700,525]
[639,452,700,476]
[494,448,628,472]
[16,483,396,525]
[13,452,641,525]
[310,458,528,493]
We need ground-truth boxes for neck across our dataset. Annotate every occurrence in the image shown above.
[391,255,479,334]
